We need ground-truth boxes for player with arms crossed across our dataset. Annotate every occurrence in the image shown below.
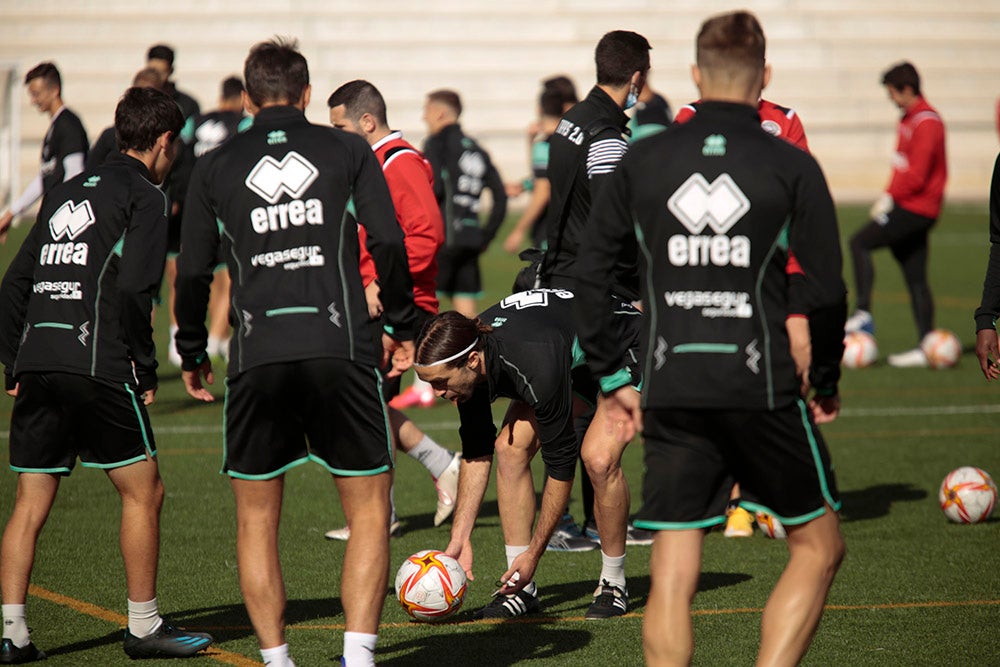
[575,11,846,665]
[413,289,641,620]
[0,87,212,662]
[175,39,418,667]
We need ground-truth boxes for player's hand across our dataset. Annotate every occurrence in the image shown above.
[0,210,13,244]
[142,386,157,406]
[182,359,215,402]
[505,182,525,198]
[445,537,474,582]
[602,386,642,442]
[809,394,840,424]
[975,329,1000,380]
[383,336,414,377]
[364,281,384,320]
[503,228,525,255]
[786,316,812,396]
[498,550,540,595]
[869,192,893,224]
[6,382,18,398]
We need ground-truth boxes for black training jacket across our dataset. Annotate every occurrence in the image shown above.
[0,153,167,392]
[575,101,846,410]
[175,105,417,376]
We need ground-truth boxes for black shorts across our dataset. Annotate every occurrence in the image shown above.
[634,399,840,531]
[223,358,393,479]
[167,212,182,257]
[436,246,482,298]
[9,373,155,474]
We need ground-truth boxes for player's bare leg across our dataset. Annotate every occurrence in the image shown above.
[0,473,60,605]
[494,401,541,547]
[230,476,287,649]
[644,529,704,666]
[107,459,164,602]
[450,296,478,320]
[581,395,631,559]
[757,506,844,667]
[207,269,231,356]
[335,471,392,634]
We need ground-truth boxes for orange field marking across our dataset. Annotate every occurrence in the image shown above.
[27,585,262,666]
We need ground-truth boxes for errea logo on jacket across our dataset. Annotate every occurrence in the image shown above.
[666,173,750,267]
[40,199,94,266]
[245,151,324,234]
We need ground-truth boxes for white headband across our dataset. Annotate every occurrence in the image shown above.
[414,340,477,368]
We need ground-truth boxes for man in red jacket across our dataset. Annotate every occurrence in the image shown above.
[325,80,461,538]
[845,62,947,367]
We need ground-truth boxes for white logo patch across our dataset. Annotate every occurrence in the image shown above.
[667,173,750,236]
[245,151,319,204]
[49,200,95,240]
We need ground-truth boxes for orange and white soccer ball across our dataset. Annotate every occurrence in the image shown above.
[395,550,467,621]
[939,467,997,524]
[842,331,878,369]
[921,329,961,369]
[755,511,787,539]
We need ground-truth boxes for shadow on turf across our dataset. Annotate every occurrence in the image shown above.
[838,483,928,522]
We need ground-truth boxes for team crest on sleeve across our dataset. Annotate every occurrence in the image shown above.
[245,152,324,233]
[666,173,750,267]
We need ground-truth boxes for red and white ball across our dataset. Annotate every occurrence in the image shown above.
[755,511,787,539]
[842,331,878,369]
[921,329,961,369]
[939,467,997,524]
[395,550,467,621]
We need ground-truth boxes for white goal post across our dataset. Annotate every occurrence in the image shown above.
[0,62,20,213]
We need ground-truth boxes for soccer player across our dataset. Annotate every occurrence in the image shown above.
[186,75,251,362]
[0,86,212,662]
[574,11,847,665]
[87,68,167,170]
[413,289,641,620]
[0,63,89,242]
[974,153,1000,379]
[422,89,507,318]
[323,79,460,535]
[538,28,655,594]
[845,61,947,367]
[629,77,673,142]
[145,44,200,125]
[174,39,417,667]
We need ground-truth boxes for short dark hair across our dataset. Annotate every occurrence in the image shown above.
[244,37,309,107]
[24,62,60,90]
[540,88,565,118]
[115,86,185,153]
[327,79,388,127]
[882,62,921,96]
[132,67,165,90]
[221,76,245,100]
[426,89,462,118]
[595,31,651,87]
[543,75,578,107]
[146,44,175,65]
[695,11,766,80]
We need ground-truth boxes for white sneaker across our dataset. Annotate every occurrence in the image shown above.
[324,521,401,541]
[887,347,928,368]
[433,453,461,527]
[844,309,875,334]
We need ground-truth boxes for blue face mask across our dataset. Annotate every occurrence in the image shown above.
[624,86,638,110]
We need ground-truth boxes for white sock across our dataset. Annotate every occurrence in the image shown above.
[127,598,163,638]
[502,545,537,595]
[169,324,178,340]
[342,631,376,667]
[261,643,295,667]
[207,336,221,357]
[389,484,397,525]
[2,604,29,648]
[599,551,627,591]
[411,375,431,392]
[406,436,454,478]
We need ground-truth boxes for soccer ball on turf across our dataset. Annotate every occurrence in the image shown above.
[755,512,787,539]
[395,550,467,621]
[939,467,997,524]
[842,331,878,369]
[920,329,961,369]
